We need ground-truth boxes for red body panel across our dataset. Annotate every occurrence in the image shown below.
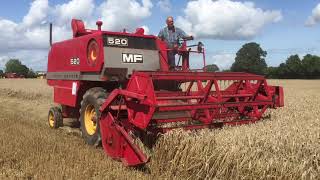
[156,40,169,71]
[48,28,162,107]
[50,80,80,107]
[48,32,104,73]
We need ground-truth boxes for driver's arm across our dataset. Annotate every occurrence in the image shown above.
[177,28,193,40]
[183,36,194,40]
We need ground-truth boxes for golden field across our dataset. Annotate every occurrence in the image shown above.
[0,79,319,179]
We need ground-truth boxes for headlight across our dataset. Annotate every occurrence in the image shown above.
[87,39,99,66]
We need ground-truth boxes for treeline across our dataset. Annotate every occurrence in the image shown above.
[266,54,320,79]
[0,59,37,78]
[206,42,320,79]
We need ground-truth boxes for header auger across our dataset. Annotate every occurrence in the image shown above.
[47,19,284,166]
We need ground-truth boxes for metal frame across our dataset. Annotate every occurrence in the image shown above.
[99,71,284,166]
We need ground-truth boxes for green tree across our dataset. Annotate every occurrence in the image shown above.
[231,42,267,75]
[205,64,220,72]
[0,69,3,77]
[265,54,320,79]
[277,63,288,78]
[266,66,280,78]
[27,69,37,78]
[284,55,303,78]
[5,59,29,77]
[301,54,320,79]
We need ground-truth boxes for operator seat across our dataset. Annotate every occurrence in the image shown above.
[71,19,88,38]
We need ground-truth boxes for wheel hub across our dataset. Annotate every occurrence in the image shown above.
[84,104,97,135]
[49,111,54,127]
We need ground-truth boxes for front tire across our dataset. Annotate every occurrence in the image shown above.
[48,106,63,129]
[80,87,107,146]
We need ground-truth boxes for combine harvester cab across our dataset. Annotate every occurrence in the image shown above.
[47,19,284,166]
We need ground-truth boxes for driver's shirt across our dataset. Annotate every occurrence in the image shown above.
[158,26,187,48]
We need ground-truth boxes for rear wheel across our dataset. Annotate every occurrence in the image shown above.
[80,87,107,146]
[48,106,63,129]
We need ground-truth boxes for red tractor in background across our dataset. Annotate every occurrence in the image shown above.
[47,19,284,166]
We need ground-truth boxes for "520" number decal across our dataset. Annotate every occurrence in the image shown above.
[70,57,80,65]
[107,37,128,47]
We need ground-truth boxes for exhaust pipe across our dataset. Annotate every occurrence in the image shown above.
[49,23,52,47]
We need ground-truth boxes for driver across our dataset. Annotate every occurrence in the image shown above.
[158,16,193,70]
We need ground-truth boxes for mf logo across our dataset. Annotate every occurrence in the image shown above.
[122,53,143,63]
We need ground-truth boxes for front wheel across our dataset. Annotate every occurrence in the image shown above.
[79,87,107,146]
[48,106,63,129]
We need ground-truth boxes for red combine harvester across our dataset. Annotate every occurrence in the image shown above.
[47,19,284,166]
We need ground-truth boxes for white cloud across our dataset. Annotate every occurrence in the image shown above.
[141,25,150,35]
[176,0,282,40]
[0,19,18,42]
[0,0,154,70]
[3,50,48,70]
[157,0,171,13]
[210,53,235,70]
[0,55,9,69]
[22,0,49,27]
[0,18,50,52]
[53,0,95,26]
[99,0,153,31]
[0,0,75,52]
[306,3,320,26]
[0,50,48,71]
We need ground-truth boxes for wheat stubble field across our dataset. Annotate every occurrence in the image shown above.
[0,79,319,179]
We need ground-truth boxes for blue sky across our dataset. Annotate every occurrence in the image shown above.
[0,0,320,71]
